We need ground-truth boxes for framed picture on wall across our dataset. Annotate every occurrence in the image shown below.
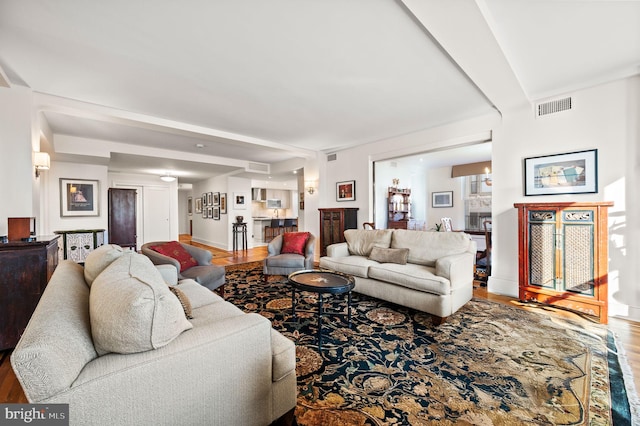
[207,206,213,218]
[195,197,202,214]
[233,192,247,210]
[336,180,355,202]
[207,192,213,206]
[524,149,598,196]
[213,192,220,206]
[432,191,453,208]
[220,193,227,214]
[213,206,220,220]
[60,178,100,217]
[187,197,193,216]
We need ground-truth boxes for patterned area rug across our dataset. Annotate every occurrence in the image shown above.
[225,262,634,425]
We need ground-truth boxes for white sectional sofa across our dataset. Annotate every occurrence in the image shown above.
[319,229,476,324]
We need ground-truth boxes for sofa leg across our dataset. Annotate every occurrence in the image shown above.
[270,407,295,426]
[432,315,447,326]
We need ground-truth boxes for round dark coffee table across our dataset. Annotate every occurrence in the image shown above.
[288,269,355,351]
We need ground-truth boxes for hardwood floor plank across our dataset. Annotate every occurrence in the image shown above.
[2,241,638,406]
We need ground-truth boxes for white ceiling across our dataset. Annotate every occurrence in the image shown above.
[0,1,638,183]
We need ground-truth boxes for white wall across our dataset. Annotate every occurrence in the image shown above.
[320,76,639,321]
[46,161,109,235]
[0,87,38,236]
[426,166,465,230]
[491,76,639,320]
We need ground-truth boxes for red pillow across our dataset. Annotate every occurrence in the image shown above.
[150,241,198,272]
[281,232,310,256]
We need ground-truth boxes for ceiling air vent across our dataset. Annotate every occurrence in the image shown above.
[536,97,572,118]
[327,153,337,162]
[248,162,269,173]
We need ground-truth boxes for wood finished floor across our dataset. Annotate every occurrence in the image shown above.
[1,238,638,403]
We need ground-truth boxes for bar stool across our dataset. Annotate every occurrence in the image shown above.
[283,218,297,233]
[264,218,283,242]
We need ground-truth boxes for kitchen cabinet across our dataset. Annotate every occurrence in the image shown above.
[514,201,612,324]
[266,189,291,209]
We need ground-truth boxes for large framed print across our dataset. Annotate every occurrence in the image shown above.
[60,178,99,217]
[524,149,597,196]
[233,192,247,210]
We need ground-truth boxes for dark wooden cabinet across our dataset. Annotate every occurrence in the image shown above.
[319,208,358,256]
[0,236,59,350]
[108,188,137,249]
[514,202,612,324]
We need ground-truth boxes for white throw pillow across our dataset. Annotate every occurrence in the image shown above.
[84,244,125,286]
[90,252,193,355]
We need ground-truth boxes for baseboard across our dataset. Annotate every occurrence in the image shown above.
[191,237,226,250]
[486,276,518,298]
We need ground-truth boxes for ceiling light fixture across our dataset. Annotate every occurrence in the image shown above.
[160,173,176,182]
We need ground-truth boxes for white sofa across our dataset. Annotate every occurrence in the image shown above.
[11,245,296,426]
[319,229,476,324]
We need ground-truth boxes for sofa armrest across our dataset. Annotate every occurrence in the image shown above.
[182,243,213,265]
[435,252,475,287]
[326,242,349,257]
[62,313,278,424]
[141,246,181,271]
[156,264,178,285]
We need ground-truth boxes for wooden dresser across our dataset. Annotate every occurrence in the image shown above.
[0,236,59,350]
[514,202,612,324]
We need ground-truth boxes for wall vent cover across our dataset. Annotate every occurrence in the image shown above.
[536,97,572,117]
[327,153,337,161]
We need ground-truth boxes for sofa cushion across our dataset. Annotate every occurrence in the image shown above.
[368,247,409,265]
[344,229,393,256]
[174,279,222,309]
[84,244,125,286]
[391,230,472,266]
[150,241,198,272]
[281,232,310,255]
[368,263,450,295]
[90,252,193,355]
[265,253,306,269]
[318,255,378,279]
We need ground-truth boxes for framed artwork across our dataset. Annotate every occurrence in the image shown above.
[207,192,213,206]
[213,206,220,220]
[207,206,213,218]
[195,197,202,214]
[60,178,100,217]
[202,193,207,207]
[233,192,247,210]
[220,193,227,214]
[336,180,355,202]
[441,217,453,232]
[187,197,193,216]
[213,192,220,206]
[203,206,209,218]
[524,149,598,196]
[432,191,453,208]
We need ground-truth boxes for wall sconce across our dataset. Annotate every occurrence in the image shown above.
[305,180,316,194]
[34,152,50,178]
[483,167,492,186]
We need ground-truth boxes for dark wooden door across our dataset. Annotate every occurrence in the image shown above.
[108,188,137,249]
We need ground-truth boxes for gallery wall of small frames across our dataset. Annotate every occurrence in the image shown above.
[199,192,227,220]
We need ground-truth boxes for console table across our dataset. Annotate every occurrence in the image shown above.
[0,236,59,350]
[54,229,105,263]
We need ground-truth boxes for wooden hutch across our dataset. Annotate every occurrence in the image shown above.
[318,208,358,256]
[387,187,411,229]
[514,201,612,324]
